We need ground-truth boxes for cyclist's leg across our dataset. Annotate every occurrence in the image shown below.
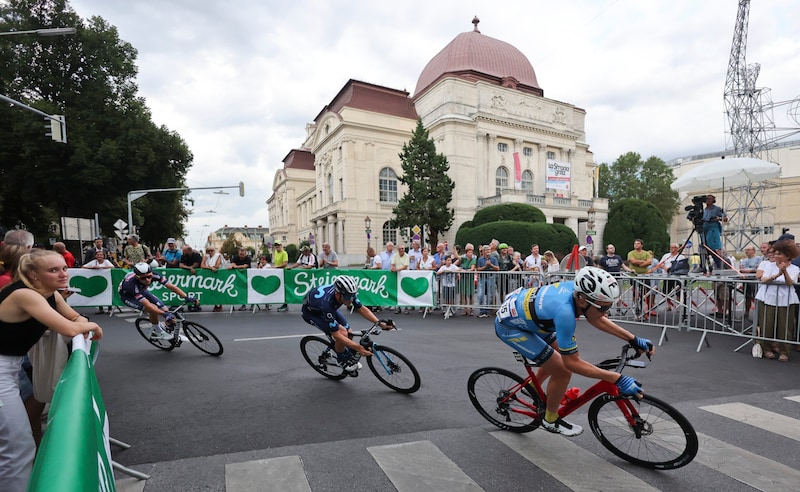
[494,320,571,412]
[139,291,168,324]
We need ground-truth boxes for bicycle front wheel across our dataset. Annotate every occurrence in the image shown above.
[134,318,175,351]
[467,367,542,433]
[300,336,347,380]
[588,394,698,470]
[183,321,224,356]
[367,345,421,394]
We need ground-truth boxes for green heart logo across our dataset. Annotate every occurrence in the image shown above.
[401,277,430,298]
[69,276,108,298]
[251,275,281,296]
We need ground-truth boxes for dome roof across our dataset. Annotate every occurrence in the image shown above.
[414,18,541,97]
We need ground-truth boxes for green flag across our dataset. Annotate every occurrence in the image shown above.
[28,337,115,492]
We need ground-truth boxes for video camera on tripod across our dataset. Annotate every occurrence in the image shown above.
[685,195,707,228]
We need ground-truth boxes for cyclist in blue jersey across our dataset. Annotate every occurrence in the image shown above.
[118,263,197,340]
[301,275,394,372]
[494,266,655,437]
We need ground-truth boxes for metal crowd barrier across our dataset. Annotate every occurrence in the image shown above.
[430,269,800,354]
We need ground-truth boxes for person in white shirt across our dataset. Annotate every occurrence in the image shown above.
[82,250,115,314]
[524,243,543,287]
[651,243,686,311]
[407,240,421,270]
[417,247,435,270]
[436,255,460,316]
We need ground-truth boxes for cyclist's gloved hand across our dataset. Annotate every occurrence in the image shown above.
[379,319,395,330]
[616,375,643,397]
[164,312,175,324]
[630,335,653,354]
[185,295,198,305]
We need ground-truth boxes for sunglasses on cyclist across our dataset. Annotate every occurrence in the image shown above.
[584,297,611,313]
[137,274,153,280]
[341,293,356,302]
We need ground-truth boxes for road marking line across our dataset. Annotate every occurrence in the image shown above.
[226,455,311,492]
[694,432,800,492]
[784,395,800,403]
[491,431,658,491]
[234,334,319,342]
[368,440,483,492]
[700,403,800,441]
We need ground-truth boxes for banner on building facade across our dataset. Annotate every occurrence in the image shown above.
[65,269,435,307]
[545,158,571,191]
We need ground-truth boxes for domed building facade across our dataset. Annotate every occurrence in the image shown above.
[268,19,607,265]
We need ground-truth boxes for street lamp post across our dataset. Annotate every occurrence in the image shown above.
[127,182,244,235]
[0,27,77,37]
[364,216,372,248]
[586,206,597,252]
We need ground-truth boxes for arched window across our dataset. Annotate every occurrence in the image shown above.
[382,221,397,246]
[327,173,334,204]
[495,166,509,195]
[379,167,398,203]
[521,170,534,191]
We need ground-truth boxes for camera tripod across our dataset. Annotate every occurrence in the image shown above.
[678,222,721,274]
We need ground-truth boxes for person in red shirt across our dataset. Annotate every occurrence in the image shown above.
[52,242,75,267]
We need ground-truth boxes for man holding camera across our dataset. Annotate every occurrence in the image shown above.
[702,195,727,268]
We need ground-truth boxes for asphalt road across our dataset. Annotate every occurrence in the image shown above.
[81,305,800,491]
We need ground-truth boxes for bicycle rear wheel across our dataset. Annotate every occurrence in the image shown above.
[366,345,421,394]
[588,394,698,470]
[183,321,224,356]
[300,336,347,380]
[467,367,542,433]
[134,318,175,351]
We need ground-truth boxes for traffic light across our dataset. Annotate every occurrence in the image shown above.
[44,115,67,143]
[239,181,245,197]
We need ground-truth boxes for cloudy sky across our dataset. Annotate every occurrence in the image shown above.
[68,0,799,247]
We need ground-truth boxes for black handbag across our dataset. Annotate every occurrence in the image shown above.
[669,258,690,275]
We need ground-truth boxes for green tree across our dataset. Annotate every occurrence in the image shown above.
[597,152,679,225]
[0,0,192,244]
[220,233,243,258]
[392,119,455,246]
[602,198,670,256]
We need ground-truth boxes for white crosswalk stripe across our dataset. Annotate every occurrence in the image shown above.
[693,432,800,492]
[367,441,483,491]
[226,456,311,492]
[699,402,800,442]
[491,431,658,492]
[116,394,800,491]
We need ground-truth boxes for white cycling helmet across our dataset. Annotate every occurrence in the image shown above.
[574,266,620,303]
[133,262,152,276]
[334,275,358,297]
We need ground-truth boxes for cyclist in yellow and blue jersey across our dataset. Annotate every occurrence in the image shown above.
[494,266,655,437]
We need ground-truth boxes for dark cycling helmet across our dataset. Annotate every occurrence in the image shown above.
[133,262,152,276]
[334,275,358,297]
[574,266,620,303]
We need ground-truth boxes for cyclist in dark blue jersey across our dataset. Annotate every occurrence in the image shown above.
[301,275,393,372]
[494,266,655,437]
[118,262,196,340]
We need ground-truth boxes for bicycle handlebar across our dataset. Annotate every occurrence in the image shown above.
[595,344,649,372]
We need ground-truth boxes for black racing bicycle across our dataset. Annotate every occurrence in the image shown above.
[300,321,421,393]
[134,300,223,356]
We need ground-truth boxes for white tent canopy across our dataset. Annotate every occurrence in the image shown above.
[671,157,781,192]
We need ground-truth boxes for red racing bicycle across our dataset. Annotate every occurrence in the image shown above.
[467,345,698,470]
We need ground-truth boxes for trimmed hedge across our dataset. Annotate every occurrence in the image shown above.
[472,203,546,226]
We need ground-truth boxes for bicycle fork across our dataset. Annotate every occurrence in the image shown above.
[370,346,397,375]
